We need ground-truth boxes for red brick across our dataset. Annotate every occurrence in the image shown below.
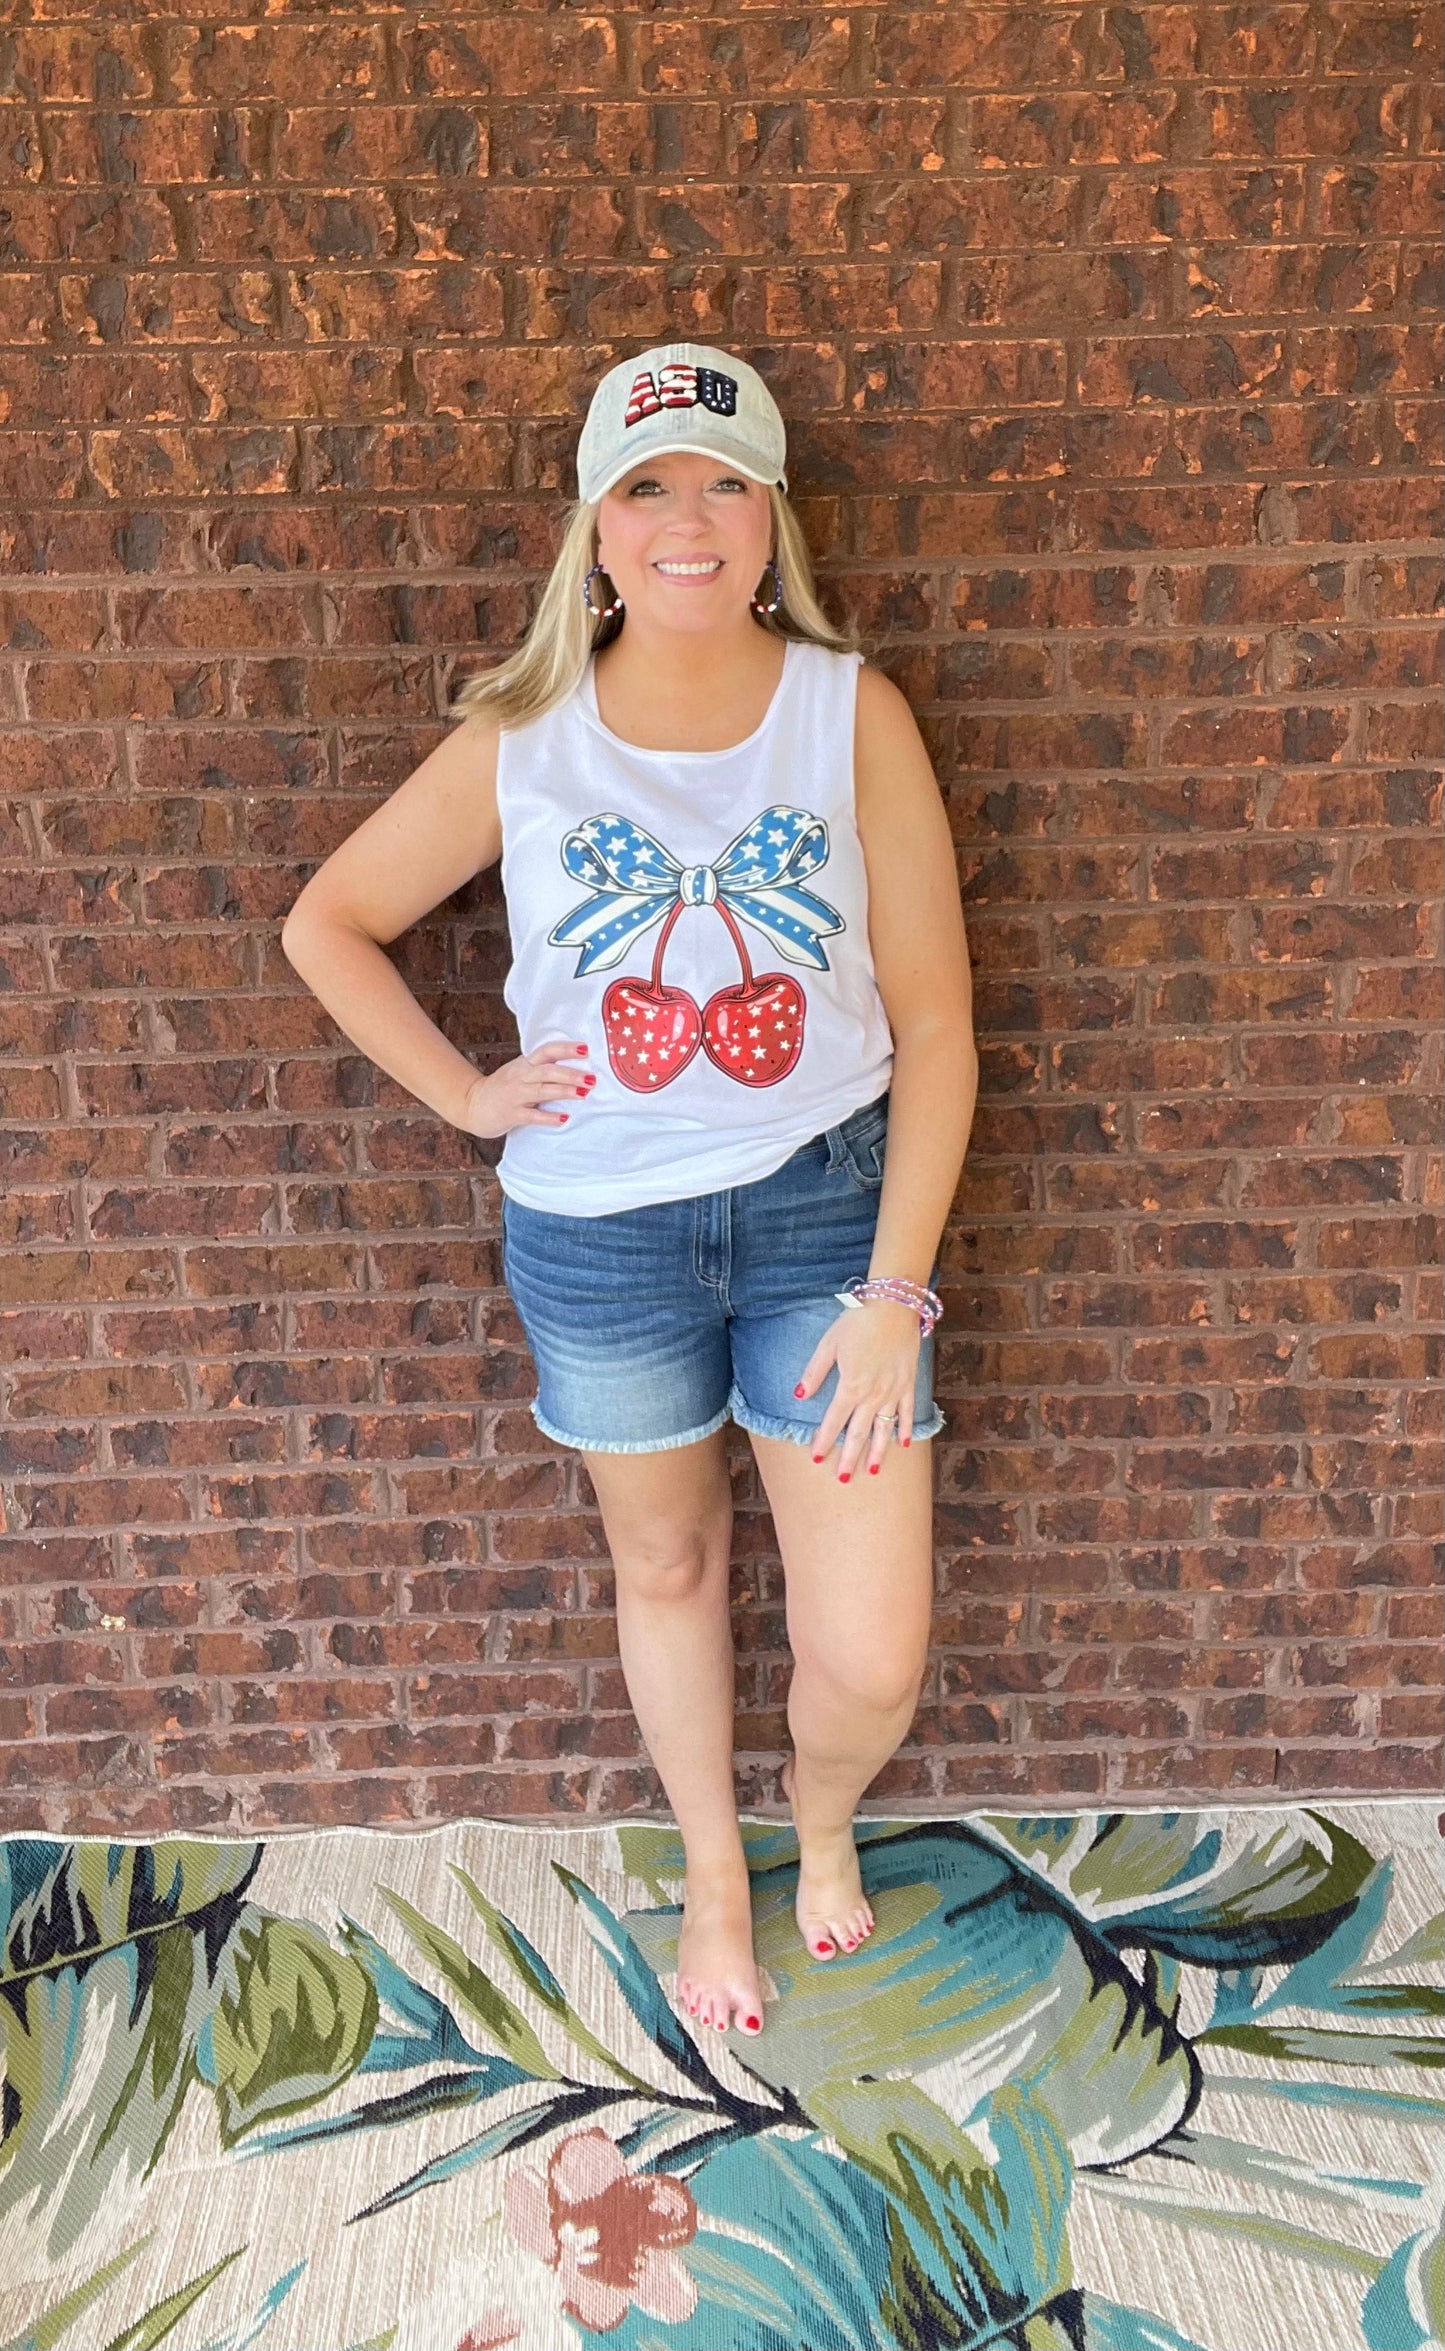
[1204,84,1415,163]
[1364,554,1445,617]
[873,12,1090,89]
[1251,901,1434,963]
[1084,168,1306,244]
[1110,1746,1284,1794]
[1241,1031,1425,1088]
[1273,1745,1443,1792]
[1241,1158,1408,1211]
[1327,7,1445,71]
[1185,243,1400,318]
[972,92,1177,169]
[636,18,854,96]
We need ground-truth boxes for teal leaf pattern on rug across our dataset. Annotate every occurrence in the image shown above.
[3,1803,1441,2351]
[1362,2152,1445,2351]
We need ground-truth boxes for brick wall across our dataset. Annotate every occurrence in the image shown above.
[1,5,1441,1834]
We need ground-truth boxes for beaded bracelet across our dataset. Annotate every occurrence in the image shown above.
[833,1275,943,1337]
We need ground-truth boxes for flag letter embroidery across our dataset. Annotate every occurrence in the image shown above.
[623,364,738,428]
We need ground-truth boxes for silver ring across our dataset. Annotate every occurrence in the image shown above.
[874,1412,898,1428]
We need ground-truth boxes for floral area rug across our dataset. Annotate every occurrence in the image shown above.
[2,1800,1441,2351]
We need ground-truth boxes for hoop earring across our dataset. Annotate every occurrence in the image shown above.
[582,562,623,620]
[750,558,783,616]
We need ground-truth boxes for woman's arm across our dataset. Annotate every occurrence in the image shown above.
[854,660,978,1284]
[279,716,506,1130]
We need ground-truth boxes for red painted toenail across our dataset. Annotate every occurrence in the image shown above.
[745,2014,760,2029]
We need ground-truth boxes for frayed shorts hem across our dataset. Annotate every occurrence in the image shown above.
[528,1399,732,1455]
[529,1394,947,1454]
[729,1396,947,1448]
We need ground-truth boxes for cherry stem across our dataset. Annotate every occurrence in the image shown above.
[713,898,755,989]
[650,899,685,990]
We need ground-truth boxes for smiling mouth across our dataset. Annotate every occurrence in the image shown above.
[653,559,724,578]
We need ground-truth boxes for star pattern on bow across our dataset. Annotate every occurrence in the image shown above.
[546,804,845,977]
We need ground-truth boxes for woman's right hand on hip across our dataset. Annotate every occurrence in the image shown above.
[457,1040,595,1136]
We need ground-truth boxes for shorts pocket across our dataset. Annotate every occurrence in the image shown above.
[828,1096,888,1192]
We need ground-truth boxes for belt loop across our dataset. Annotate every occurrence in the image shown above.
[823,1123,846,1172]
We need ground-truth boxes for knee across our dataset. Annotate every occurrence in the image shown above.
[795,1644,927,1722]
[614,1522,727,1603]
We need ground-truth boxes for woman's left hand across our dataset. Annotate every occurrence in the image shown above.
[794,1299,920,1479]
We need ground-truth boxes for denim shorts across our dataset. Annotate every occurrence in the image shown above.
[499,1089,945,1455]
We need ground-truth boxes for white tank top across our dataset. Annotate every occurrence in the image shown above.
[493,636,895,1216]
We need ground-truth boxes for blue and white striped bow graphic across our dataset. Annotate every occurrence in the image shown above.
[547,805,844,977]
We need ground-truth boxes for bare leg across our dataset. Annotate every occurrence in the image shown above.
[749,1430,935,1959]
[582,1430,765,2035]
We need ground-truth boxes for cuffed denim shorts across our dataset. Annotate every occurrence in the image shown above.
[499,1089,945,1455]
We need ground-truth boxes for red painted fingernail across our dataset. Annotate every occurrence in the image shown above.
[576,1043,588,1053]
[869,1462,880,1474]
[793,1383,805,1397]
[838,1471,850,1483]
[575,1086,587,1096]
[902,1436,911,1446]
[558,1112,569,1121]
[811,1453,824,1464]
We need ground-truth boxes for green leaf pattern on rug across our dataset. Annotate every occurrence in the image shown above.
[0,1840,373,2254]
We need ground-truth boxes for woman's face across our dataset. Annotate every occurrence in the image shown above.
[595,450,774,636]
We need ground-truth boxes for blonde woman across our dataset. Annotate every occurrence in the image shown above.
[282,343,978,2041]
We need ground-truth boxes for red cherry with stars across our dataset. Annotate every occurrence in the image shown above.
[602,976,702,1090]
[600,900,703,1091]
[701,900,804,1085]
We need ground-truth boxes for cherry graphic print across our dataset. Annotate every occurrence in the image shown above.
[701,900,805,1085]
[601,894,807,1090]
[602,902,704,1091]
[603,981,703,1090]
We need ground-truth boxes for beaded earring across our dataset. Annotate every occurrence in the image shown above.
[582,562,623,619]
[751,557,783,616]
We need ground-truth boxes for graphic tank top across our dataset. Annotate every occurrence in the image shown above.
[493,636,895,1217]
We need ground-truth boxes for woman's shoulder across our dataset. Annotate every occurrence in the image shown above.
[853,655,918,732]
[791,635,868,693]
[791,641,916,743]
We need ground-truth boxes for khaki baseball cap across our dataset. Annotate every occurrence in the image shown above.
[577,342,789,504]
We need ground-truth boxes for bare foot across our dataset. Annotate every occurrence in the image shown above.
[779,1753,876,1961]
[676,1855,766,2037]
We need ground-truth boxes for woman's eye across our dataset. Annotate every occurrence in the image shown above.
[626,476,748,494]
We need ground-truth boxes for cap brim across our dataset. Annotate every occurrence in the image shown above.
[582,436,787,504]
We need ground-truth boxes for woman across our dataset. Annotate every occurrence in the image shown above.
[281,341,978,2043]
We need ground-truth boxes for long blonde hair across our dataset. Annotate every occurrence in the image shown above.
[446,485,860,731]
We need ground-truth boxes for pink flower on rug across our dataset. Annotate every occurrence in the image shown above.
[502,2125,699,2332]
[455,2311,521,2351]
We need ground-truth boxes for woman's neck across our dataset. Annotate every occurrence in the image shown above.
[591,625,788,754]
